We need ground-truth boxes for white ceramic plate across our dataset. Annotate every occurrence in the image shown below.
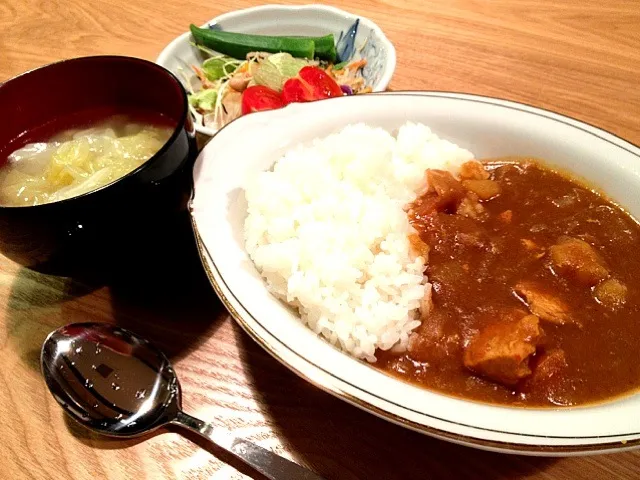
[156,4,396,137]
[190,92,640,455]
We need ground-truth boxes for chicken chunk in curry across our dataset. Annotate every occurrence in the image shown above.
[464,312,543,386]
[549,236,610,287]
[513,282,578,327]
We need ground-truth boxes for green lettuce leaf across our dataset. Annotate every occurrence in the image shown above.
[202,56,239,81]
[188,89,218,111]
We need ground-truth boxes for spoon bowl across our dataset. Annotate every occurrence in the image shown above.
[41,323,180,437]
[41,322,324,479]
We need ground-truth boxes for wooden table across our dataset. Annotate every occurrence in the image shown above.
[1,1,639,478]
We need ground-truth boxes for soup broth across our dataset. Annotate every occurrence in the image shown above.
[0,113,174,206]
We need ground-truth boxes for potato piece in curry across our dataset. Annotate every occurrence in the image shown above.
[377,158,640,407]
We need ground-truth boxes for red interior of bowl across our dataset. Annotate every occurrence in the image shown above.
[0,56,186,166]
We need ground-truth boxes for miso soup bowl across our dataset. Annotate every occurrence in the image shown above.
[0,56,198,275]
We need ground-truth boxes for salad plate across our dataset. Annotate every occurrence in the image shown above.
[157,4,396,136]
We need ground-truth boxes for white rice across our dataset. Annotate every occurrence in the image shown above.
[244,122,474,361]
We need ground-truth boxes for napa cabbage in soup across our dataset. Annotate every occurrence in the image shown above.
[0,115,173,206]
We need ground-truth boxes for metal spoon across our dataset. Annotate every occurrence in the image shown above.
[41,322,324,480]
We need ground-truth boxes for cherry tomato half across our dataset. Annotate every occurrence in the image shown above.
[281,66,343,105]
[241,85,285,115]
[281,78,308,104]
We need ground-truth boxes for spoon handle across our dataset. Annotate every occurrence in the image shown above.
[173,411,325,480]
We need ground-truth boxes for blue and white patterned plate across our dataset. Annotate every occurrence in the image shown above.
[156,4,396,136]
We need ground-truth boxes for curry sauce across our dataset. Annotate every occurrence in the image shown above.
[377,158,640,407]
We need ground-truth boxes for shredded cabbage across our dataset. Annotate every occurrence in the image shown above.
[0,117,173,206]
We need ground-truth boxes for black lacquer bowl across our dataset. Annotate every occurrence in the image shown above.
[0,56,198,276]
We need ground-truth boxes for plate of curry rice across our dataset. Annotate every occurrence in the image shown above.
[190,91,640,455]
